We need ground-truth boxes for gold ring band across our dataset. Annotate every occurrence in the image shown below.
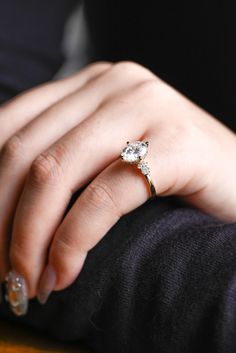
[143,173,156,199]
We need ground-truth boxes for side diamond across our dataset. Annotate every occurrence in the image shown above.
[138,162,150,175]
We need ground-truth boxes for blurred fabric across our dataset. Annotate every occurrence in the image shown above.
[56,3,89,78]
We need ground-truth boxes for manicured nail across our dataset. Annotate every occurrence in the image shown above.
[37,265,57,305]
[5,270,28,316]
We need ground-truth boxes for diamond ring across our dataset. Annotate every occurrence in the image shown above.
[120,141,157,199]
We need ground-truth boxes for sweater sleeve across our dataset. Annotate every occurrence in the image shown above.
[0,0,79,104]
[0,196,236,353]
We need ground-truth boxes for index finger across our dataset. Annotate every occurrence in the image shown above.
[0,62,111,148]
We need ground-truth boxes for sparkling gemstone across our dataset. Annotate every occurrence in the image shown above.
[138,162,150,175]
[121,141,148,163]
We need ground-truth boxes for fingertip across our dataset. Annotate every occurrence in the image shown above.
[37,252,87,304]
[37,264,57,305]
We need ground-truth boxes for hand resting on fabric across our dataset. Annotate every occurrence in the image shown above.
[0,61,236,314]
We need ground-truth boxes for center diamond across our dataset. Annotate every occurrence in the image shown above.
[121,141,148,163]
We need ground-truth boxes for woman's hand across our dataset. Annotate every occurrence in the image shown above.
[1,61,236,314]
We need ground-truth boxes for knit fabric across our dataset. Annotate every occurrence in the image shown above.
[1,197,236,353]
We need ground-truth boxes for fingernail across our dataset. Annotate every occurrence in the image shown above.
[5,270,28,316]
[37,265,57,305]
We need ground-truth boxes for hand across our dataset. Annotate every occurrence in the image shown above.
[1,61,236,314]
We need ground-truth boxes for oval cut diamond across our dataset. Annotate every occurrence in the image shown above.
[121,141,148,163]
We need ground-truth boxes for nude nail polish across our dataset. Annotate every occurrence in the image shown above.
[37,265,57,305]
[5,271,28,316]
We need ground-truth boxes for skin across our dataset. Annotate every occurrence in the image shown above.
[0,61,236,304]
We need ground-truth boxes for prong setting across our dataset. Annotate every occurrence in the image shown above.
[120,141,148,163]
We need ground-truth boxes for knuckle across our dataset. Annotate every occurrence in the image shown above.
[75,61,113,83]
[51,230,90,262]
[135,79,162,100]
[52,233,76,255]
[112,61,156,80]
[89,61,113,72]
[113,60,142,73]
[108,61,143,80]
[85,179,121,218]
[0,133,25,163]
[29,151,63,187]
